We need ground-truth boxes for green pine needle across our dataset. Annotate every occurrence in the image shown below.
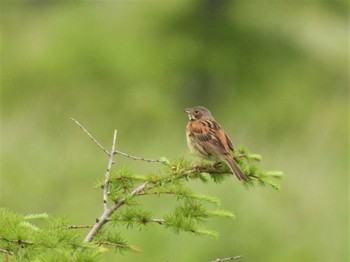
[207,209,235,219]
[19,221,40,231]
[24,213,49,220]
[194,229,218,238]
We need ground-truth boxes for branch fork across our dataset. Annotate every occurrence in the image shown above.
[70,118,161,243]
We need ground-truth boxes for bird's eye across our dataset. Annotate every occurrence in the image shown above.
[194,110,199,114]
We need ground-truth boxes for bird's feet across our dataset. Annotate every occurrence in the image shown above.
[212,161,224,169]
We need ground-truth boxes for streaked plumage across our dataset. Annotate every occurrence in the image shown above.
[185,106,247,181]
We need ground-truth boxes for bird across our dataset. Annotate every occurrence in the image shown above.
[184,106,247,181]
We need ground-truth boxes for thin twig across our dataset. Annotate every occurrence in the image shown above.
[66,225,93,229]
[103,130,118,211]
[95,241,140,253]
[138,191,176,196]
[114,150,167,163]
[0,236,50,247]
[0,236,34,245]
[149,218,165,225]
[70,118,111,156]
[70,118,166,163]
[212,256,243,262]
[84,182,149,243]
[0,249,13,255]
[72,118,165,243]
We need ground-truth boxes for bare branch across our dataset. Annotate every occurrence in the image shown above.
[212,256,243,262]
[70,118,166,163]
[84,182,149,243]
[0,236,50,247]
[114,150,167,163]
[0,249,13,255]
[0,236,34,245]
[138,191,176,196]
[71,118,166,243]
[70,118,111,156]
[103,130,118,211]
[66,225,93,229]
[149,218,165,225]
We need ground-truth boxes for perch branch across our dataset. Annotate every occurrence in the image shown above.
[83,165,194,242]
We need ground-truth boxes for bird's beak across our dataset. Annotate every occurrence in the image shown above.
[184,108,191,114]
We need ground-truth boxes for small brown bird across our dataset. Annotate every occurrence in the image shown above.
[185,106,247,181]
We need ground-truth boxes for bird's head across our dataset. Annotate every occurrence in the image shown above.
[184,106,214,120]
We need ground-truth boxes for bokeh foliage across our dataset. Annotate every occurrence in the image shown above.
[1,1,348,261]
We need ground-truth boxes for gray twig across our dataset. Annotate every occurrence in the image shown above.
[149,218,165,225]
[66,225,93,229]
[212,256,243,262]
[0,236,34,245]
[114,150,166,163]
[103,130,118,211]
[70,117,166,163]
[70,118,111,156]
[0,236,49,247]
[84,182,149,243]
[0,248,13,255]
[71,118,168,242]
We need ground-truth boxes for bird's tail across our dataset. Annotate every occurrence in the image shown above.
[224,155,248,181]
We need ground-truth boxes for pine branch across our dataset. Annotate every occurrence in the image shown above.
[1,119,284,260]
[0,209,102,261]
[84,155,282,242]
[84,182,149,243]
[71,118,284,254]
[70,118,170,242]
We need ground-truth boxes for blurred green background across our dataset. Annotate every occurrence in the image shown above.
[1,1,348,261]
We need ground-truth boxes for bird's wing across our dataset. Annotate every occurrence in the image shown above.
[225,133,235,151]
[188,120,232,157]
